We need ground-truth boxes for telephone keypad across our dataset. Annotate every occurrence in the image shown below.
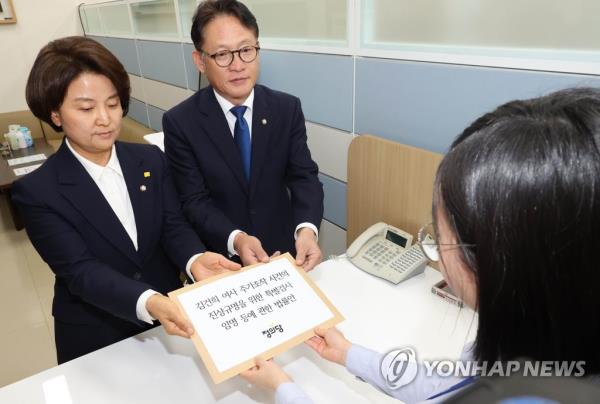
[390,246,425,273]
[363,240,426,277]
[368,241,422,270]
[349,224,427,284]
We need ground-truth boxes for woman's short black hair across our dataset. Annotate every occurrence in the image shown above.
[436,87,600,373]
[26,36,130,132]
[191,0,258,51]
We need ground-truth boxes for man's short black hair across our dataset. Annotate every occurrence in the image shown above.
[191,0,259,51]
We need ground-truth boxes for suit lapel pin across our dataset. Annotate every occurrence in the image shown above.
[262,118,267,125]
[140,185,147,192]
[144,171,151,178]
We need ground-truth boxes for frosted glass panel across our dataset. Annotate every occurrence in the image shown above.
[79,6,89,33]
[244,0,347,44]
[363,0,600,52]
[99,4,132,35]
[131,0,179,37]
[83,7,103,34]
[178,0,198,39]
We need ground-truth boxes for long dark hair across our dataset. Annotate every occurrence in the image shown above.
[436,87,600,373]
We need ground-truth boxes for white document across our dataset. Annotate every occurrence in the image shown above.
[143,132,164,152]
[7,153,46,166]
[13,164,42,176]
[172,255,342,381]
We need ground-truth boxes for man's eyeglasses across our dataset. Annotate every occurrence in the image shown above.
[202,45,260,68]
[417,222,475,262]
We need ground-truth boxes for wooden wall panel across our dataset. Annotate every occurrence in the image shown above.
[347,134,443,246]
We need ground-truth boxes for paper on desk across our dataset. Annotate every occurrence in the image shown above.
[13,164,42,176]
[7,153,46,166]
[169,253,344,383]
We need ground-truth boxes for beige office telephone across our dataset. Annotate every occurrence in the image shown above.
[347,222,428,284]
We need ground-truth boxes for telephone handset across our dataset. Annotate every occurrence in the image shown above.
[347,222,428,284]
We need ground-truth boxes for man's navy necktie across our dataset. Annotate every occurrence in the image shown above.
[231,105,251,182]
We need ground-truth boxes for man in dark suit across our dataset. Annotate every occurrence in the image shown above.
[163,0,324,271]
[14,36,239,363]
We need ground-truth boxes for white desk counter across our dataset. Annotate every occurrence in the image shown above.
[0,258,477,404]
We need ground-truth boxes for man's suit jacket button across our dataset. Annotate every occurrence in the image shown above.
[133,272,142,280]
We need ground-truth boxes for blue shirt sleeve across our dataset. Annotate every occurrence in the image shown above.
[274,343,474,404]
[345,344,469,403]
[275,382,314,404]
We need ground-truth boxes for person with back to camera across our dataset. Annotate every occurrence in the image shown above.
[240,87,600,402]
[12,36,241,364]
[163,0,324,273]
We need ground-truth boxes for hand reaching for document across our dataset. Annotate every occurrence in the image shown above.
[295,228,322,272]
[146,294,194,338]
[240,358,292,391]
[234,233,270,266]
[305,327,352,366]
[190,251,241,281]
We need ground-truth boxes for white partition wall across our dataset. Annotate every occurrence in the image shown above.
[80,0,600,256]
[364,0,600,51]
[80,0,600,71]
[245,0,347,45]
